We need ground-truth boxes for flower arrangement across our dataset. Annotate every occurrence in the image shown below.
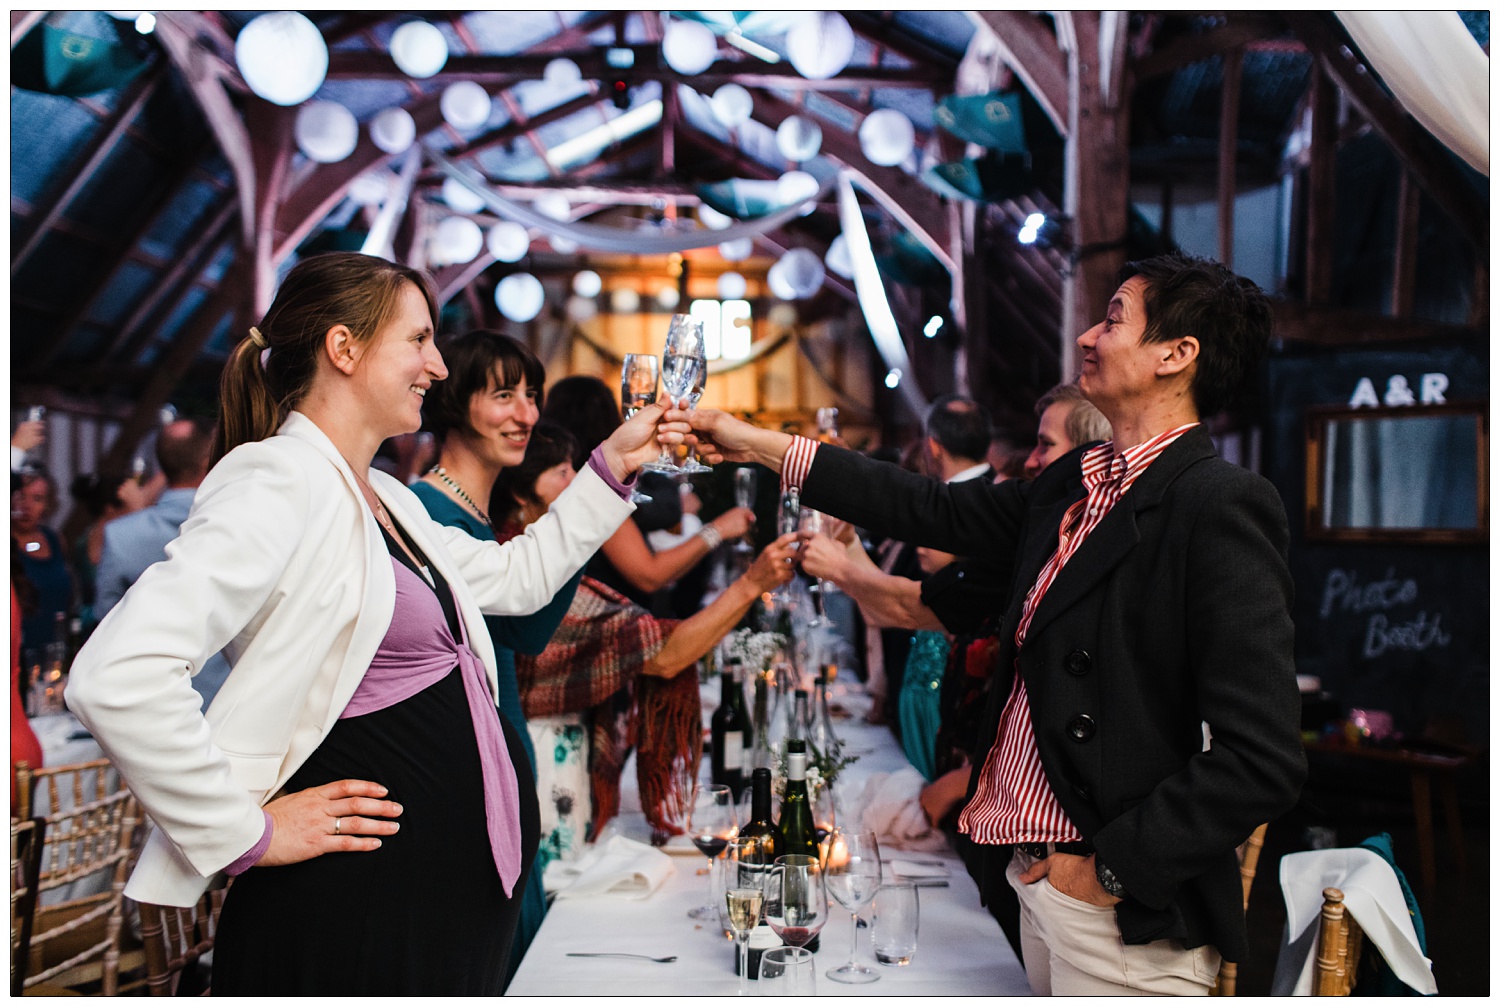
[724,628,785,673]
[771,739,859,800]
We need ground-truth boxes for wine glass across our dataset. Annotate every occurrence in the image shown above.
[764,854,829,952]
[731,467,756,554]
[688,784,736,920]
[644,314,707,473]
[823,827,883,984]
[797,508,832,628]
[620,353,660,503]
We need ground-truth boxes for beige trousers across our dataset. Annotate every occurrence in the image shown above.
[1007,851,1222,996]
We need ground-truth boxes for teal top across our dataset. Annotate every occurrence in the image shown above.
[898,630,950,783]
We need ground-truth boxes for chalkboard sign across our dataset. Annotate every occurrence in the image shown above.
[1262,339,1489,743]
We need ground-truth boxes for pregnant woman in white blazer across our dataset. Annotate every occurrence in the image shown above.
[66,252,683,994]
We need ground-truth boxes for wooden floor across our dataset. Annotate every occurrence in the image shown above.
[1237,756,1489,996]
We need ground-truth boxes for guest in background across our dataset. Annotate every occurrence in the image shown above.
[896,546,957,782]
[541,375,754,616]
[494,422,797,867]
[1024,382,1112,479]
[12,470,72,654]
[11,417,45,473]
[12,562,44,806]
[69,470,158,635]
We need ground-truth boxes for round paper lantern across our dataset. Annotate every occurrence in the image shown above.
[611,288,641,313]
[698,203,733,230]
[534,192,571,221]
[544,57,582,85]
[657,286,681,310]
[549,234,579,254]
[572,270,602,298]
[390,20,448,79]
[718,238,752,262]
[441,81,491,132]
[776,116,822,162]
[711,83,753,128]
[566,295,598,322]
[717,271,747,301]
[766,260,798,301]
[777,248,825,299]
[767,301,799,328]
[369,106,416,154]
[486,222,530,263]
[348,172,391,207]
[661,19,717,76]
[235,11,328,107]
[431,216,483,265]
[442,176,488,215]
[824,234,854,279]
[859,109,916,167]
[295,101,358,164]
[776,170,820,211]
[496,273,545,323]
[785,12,853,81]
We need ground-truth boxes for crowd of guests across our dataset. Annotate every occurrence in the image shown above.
[24,248,1301,997]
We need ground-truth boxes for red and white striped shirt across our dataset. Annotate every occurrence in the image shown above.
[956,423,1199,845]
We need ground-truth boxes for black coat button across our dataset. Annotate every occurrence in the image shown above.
[1067,714,1096,742]
[1064,649,1091,675]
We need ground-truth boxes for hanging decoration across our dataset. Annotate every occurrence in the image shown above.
[235,11,328,107]
[718,238,752,262]
[441,81,492,131]
[442,176,488,215]
[661,19,717,76]
[543,57,582,86]
[369,106,416,154]
[349,171,391,207]
[775,248,826,299]
[785,12,854,81]
[566,295,598,322]
[533,192,572,222]
[495,273,545,322]
[430,216,483,266]
[571,270,603,298]
[858,109,916,167]
[657,287,681,310]
[775,170,820,214]
[486,221,530,263]
[389,20,448,79]
[698,203,733,230]
[765,261,797,301]
[934,92,1027,154]
[295,100,358,163]
[611,289,641,313]
[716,271,748,300]
[710,83,754,128]
[775,115,822,162]
[824,234,853,279]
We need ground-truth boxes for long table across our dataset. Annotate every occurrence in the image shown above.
[508,679,1032,996]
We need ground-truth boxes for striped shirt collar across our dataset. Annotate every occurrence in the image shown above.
[1081,422,1200,496]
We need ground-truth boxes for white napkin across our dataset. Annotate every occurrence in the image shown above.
[1271,848,1437,995]
[887,859,951,879]
[857,766,949,853]
[544,835,677,901]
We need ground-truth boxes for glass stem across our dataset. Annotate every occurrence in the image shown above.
[737,934,750,995]
[706,855,716,912]
[849,910,860,969]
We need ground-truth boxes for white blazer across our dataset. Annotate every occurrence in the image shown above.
[66,412,633,906]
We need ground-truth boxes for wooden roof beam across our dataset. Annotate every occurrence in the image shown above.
[1132,14,1288,80]
[968,11,1069,136]
[844,12,960,74]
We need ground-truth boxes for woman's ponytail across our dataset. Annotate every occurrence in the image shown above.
[213,328,283,464]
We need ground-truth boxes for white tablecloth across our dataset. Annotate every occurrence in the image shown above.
[508,680,1032,996]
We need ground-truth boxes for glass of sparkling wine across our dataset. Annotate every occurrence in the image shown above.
[725,884,764,997]
[732,467,757,553]
[823,827,883,984]
[797,507,832,628]
[644,314,707,473]
[620,353,659,503]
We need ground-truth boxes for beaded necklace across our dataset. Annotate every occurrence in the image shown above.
[430,465,491,527]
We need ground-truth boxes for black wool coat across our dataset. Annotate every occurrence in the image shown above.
[801,426,1306,962]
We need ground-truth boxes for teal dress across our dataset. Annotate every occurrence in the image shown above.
[409,482,584,986]
[897,631,950,782]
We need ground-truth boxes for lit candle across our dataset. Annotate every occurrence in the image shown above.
[822,834,850,870]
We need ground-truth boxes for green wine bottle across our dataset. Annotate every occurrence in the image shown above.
[777,739,817,858]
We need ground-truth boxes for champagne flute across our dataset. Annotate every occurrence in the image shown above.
[680,347,712,474]
[688,784,737,920]
[764,854,829,951]
[620,353,660,503]
[731,467,757,554]
[823,827,883,984]
[797,508,832,628]
[774,488,802,602]
[644,314,707,473]
[724,884,764,997]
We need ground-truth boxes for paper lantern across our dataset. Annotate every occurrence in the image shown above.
[566,295,598,322]
[544,57,582,85]
[766,260,798,301]
[718,238,752,262]
[235,11,328,107]
[711,83,753,128]
[776,170,820,212]
[486,222,530,263]
[390,20,448,79]
[295,101,358,164]
[859,109,916,167]
[572,270,602,298]
[431,216,483,265]
[611,288,641,313]
[441,81,491,132]
[442,176,488,215]
[776,116,822,162]
[717,271,747,301]
[348,172,391,207]
[825,234,853,279]
[661,19,717,76]
[496,273,545,323]
[777,248,825,299]
[657,286,681,310]
[550,234,579,254]
[369,106,416,154]
[767,301,799,328]
[785,12,853,81]
[698,203,733,230]
[534,192,571,221]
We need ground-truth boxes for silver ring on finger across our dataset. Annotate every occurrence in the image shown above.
[334,816,343,836]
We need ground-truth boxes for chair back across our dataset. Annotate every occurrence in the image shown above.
[19,759,139,995]
[1212,822,1271,996]
[1314,887,1364,996]
[139,888,226,996]
[10,816,46,997]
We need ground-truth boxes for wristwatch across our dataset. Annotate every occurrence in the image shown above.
[1094,857,1127,899]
